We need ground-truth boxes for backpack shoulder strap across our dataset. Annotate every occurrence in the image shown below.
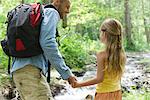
[44,4,60,16]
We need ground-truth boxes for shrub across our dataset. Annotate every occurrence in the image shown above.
[60,34,88,69]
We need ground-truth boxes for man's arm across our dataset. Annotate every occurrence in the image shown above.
[40,8,75,82]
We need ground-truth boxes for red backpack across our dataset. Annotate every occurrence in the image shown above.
[1,3,59,57]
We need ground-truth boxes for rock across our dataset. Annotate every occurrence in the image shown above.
[72,71,86,77]
[1,85,20,100]
[50,83,66,97]
[85,94,94,100]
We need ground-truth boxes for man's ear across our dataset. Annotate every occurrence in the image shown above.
[53,0,61,7]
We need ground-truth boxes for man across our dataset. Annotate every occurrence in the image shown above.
[12,0,76,100]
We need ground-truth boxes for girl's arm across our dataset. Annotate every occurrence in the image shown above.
[73,52,105,88]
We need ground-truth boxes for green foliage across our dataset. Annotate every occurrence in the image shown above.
[0,47,8,70]
[0,0,149,71]
[139,58,150,72]
[0,73,9,85]
[60,34,88,69]
[0,14,6,39]
[123,91,150,100]
[24,0,42,3]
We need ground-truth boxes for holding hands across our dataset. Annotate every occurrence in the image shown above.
[67,76,80,88]
[72,81,80,88]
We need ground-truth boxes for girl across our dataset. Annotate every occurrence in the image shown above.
[72,18,126,100]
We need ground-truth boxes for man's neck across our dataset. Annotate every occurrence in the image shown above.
[51,3,58,10]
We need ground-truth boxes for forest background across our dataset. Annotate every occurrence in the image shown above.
[0,0,150,99]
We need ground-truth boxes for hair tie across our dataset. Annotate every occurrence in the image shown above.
[117,35,121,49]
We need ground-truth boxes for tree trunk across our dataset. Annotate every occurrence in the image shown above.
[141,0,150,44]
[124,0,134,49]
[21,0,24,3]
[144,18,150,44]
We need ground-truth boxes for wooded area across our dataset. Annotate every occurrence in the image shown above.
[0,0,150,99]
[0,0,149,51]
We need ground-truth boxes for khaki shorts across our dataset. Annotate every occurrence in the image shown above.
[13,65,54,100]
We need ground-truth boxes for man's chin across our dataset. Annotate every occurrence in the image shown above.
[62,16,66,19]
[60,15,67,19]
[60,16,64,19]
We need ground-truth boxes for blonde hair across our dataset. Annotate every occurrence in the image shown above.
[100,18,126,78]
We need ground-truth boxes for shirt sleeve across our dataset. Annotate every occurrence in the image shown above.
[40,8,72,80]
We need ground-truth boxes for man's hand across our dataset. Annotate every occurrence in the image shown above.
[67,76,77,86]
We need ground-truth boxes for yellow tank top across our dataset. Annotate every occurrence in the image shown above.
[96,70,122,93]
